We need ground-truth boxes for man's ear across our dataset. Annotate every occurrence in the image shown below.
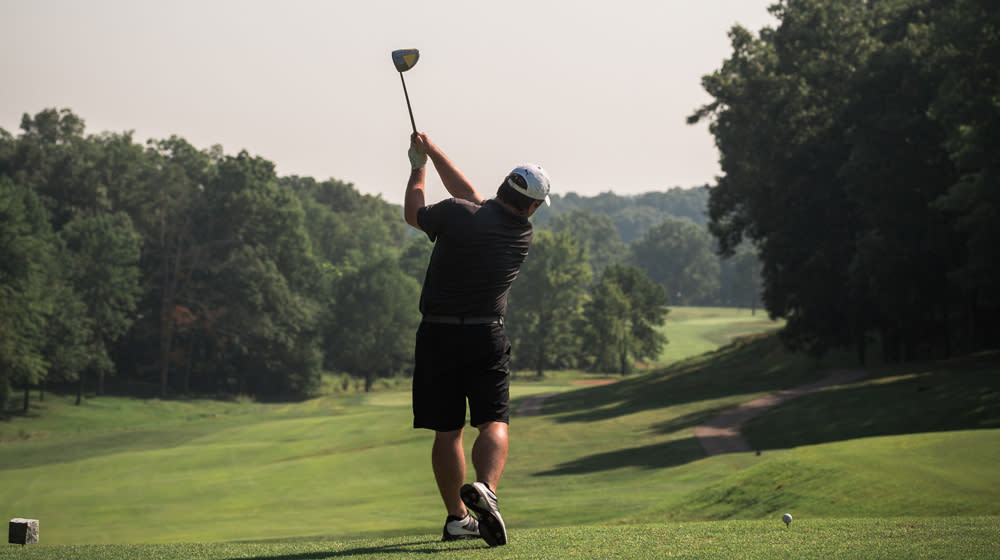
[526,199,543,217]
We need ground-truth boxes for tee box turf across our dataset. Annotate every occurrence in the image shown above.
[8,518,39,545]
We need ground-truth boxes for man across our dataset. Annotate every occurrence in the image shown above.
[404,131,550,547]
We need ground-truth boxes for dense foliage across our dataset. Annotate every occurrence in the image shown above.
[0,110,413,402]
[690,0,999,362]
[0,108,682,399]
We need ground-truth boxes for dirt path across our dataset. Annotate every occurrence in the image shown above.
[515,371,867,457]
[694,369,867,456]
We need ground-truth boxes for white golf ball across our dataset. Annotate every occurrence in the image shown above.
[782,513,792,526]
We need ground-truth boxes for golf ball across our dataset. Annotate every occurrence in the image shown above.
[782,513,792,526]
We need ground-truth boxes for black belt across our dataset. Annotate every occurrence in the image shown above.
[422,314,503,326]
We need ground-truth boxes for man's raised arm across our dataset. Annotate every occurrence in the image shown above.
[411,132,483,204]
[404,142,427,230]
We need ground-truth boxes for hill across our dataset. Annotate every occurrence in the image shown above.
[0,333,997,548]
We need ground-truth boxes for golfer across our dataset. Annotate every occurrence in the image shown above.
[404,131,550,547]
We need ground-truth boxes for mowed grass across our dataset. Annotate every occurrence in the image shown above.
[1,325,998,557]
[1,518,998,560]
[653,306,783,367]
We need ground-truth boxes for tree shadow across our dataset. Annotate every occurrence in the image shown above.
[648,406,736,435]
[534,437,705,476]
[744,359,1000,450]
[542,335,828,425]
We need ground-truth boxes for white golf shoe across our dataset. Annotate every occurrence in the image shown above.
[442,513,479,542]
[460,482,507,547]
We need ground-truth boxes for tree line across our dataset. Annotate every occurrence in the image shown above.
[689,0,998,362]
[5,108,737,407]
[1,109,423,407]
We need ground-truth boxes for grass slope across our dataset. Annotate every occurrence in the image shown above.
[1,320,997,553]
[653,306,783,367]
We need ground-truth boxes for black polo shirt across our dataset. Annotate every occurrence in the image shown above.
[416,198,533,317]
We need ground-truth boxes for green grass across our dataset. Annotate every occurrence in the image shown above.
[653,306,784,367]
[1,317,998,557]
[743,351,1000,449]
[1,518,998,559]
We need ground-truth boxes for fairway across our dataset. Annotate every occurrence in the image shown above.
[1,334,997,557]
[654,306,783,367]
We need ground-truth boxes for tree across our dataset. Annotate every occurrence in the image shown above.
[579,264,668,375]
[210,245,323,397]
[579,278,630,374]
[717,242,762,311]
[142,136,217,398]
[690,1,874,356]
[8,109,104,229]
[506,230,592,376]
[195,152,323,397]
[326,255,421,391]
[548,208,625,280]
[398,236,431,285]
[629,217,719,305]
[0,178,61,411]
[928,0,1000,350]
[61,212,142,401]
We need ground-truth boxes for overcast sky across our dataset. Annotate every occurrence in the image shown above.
[2,0,777,205]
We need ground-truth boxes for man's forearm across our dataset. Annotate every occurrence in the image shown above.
[428,150,483,204]
[404,168,426,230]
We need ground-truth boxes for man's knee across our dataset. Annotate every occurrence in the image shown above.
[475,421,508,438]
[435,428,464,444]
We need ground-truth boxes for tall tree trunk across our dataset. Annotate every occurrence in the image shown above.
[76,372,85,405]
[856,332,867,367]
[183,336,195,395]
[23,386,29,413]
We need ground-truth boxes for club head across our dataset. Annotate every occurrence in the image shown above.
[392,49,420,72]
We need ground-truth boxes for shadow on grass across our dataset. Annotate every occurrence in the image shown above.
[744,351,1000,450]
[224,539,475,559]
[544,334,831,425]
[648,406,737,435]
[534,437,705,475]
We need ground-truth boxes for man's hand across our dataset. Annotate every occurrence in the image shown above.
[410,132,435,156]
[410,131,483,205]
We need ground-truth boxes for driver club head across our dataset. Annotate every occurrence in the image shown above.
[392,49,420,72]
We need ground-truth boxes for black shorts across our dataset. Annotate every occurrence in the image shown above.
[412,321,511,431]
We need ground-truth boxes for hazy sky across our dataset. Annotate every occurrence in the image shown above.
[2,0,777,205]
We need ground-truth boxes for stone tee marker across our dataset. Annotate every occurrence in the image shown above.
[8,518,39,545]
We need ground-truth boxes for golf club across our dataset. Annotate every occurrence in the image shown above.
[391,48,420,133]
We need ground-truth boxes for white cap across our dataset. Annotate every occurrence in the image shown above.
[506,164,551,206]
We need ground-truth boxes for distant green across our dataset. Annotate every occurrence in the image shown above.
[653,306,782,367]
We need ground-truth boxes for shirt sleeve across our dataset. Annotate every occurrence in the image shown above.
[416,202,439,242]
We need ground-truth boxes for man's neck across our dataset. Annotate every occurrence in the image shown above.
[492,197,537,218]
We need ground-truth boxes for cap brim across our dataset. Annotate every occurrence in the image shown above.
[543,194,551,206]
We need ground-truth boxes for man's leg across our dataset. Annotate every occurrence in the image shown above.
[471,421,508,491]
[462,421,509,547]
[432,429,468,517]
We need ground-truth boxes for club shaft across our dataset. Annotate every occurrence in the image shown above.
[399,72,416,134]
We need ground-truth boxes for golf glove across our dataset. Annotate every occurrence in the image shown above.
[408,145,427,170]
